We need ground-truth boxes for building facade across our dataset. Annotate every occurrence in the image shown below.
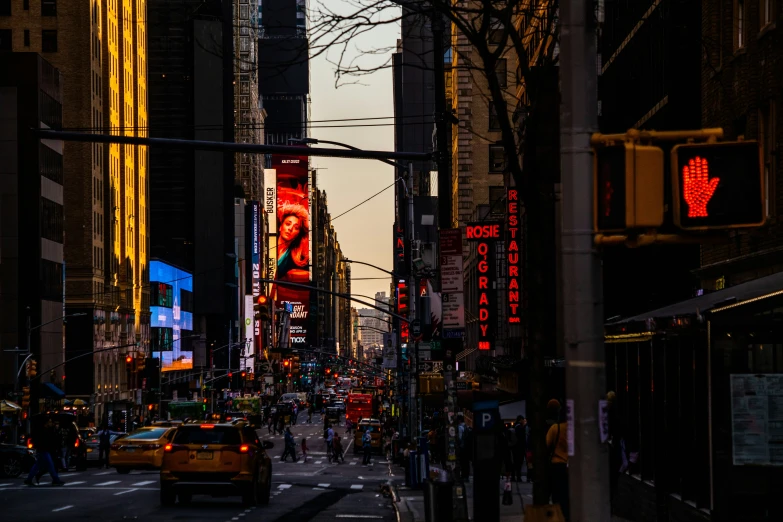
[0,53,65,409]
[0,0,151,424]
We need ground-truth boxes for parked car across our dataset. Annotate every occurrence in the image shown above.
[0,443,36,478]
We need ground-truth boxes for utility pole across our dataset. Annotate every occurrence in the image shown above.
[560,0,610,520]
[406,163,419,436]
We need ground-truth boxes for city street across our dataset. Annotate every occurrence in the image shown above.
[0,414,397,522]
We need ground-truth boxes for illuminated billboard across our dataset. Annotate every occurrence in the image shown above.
[506,189,522,324]
[150,260,194,371]
[271,153,311,345]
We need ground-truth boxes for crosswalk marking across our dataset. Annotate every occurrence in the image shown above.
[315,460,323,464]
[0,483,11,487]
[52,505,74,512]
[94,471,113,476]
[297,460,304,464]
[277,484,292,490]
[313,487,325,491]
[64,481,86,486]
[317,483,330,488]
[131,480,156,486]
[95,480,121,486]
[350,484,364,490]
[113,488,138,496]
[349,461,357,465]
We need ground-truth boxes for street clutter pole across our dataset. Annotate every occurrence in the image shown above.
[560,0,611,520]
[407,162,419,437]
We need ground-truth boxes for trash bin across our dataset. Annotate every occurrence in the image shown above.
[423,479,455,522]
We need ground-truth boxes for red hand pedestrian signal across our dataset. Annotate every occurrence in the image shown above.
[682,156,719,218]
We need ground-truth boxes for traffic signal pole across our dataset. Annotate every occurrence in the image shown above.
[560,0,611,520]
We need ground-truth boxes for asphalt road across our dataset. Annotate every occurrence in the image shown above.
[0,413,397,522]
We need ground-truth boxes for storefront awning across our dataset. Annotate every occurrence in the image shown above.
[41,382,66,398]
[610,270,783,325]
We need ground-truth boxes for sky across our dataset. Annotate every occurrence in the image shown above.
[308,1,400,306]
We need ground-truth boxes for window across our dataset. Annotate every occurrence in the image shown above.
[39,143,63,184]
[24,0,29,11]
[180,289,194,313]
[40,260,63,300]
[151,327,173,351]
[41,30,57,52]
[0,29,10,51]
[489,103,501,131]
[40,197,64,243]
[41,0,56,16]
[735,0,746,49]
[150,282,173,307]
[488,17,504,45]
[0,0,10,16]
[495,58,508,88]
[489,186,506,216]
[761,0,774,27]
[24,29,30,46]
[489,145,506,173]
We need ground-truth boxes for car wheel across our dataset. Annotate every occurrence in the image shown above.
[116,467,131,474]
[178,491,193,504]
[242,475,259,507]
[260,471,271,505]
[160,484,176,506]
[2,454,22,478]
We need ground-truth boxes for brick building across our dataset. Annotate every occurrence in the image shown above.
[0,0,150,426]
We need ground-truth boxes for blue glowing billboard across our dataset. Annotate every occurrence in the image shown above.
[150,260,194,372]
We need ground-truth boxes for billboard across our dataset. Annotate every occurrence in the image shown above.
[439,228,465,334]
[150,260,194,371]
[246,201,262,296]
[271,153,310,346]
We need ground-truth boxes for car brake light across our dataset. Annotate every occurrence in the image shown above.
[164,444,173,452]
[200,424,215,429]
[240,445,249,453]
[74,439,80,448]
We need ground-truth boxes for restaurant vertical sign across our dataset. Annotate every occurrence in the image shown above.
[465,222,501,350]
[506,188,522,324]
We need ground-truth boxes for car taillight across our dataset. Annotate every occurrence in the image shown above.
[27,439,33,449]
[74,439,80,448]
[111,444,120,450]
[164,444,173,452]
[240,445,249,453]
[200,424,215,429]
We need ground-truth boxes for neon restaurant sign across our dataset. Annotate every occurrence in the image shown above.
[466,221,500,351]
[506,189,521,324]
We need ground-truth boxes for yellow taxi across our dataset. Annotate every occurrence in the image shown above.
[353,418,383,454]
[160,422,273,506]
[109,426,177,473]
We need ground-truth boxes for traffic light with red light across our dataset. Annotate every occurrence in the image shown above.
[671,141,765,230]
[228,372,233,379]
[241,371,246,379]
[593,139,664,232]
[256,294,271,322]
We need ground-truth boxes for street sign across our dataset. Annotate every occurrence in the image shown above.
[443,329,465,339]
[420,361,433,372]
[420,360,442,373]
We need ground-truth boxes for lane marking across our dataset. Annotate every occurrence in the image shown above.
[350,484,364,490]
[313,487,325,491]
[335,516,383,519]
[64,481,86,486]
[317,483,330,488]
[95,481,121,486]
[131,480,156,486]
[349,461,357,466]
[52,505,74,512]
[0,483,11,487]
[277,484,292,490]
[94,471,113,476]
[114,488,138,496]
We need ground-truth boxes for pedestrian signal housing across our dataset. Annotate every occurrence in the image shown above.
[671,141,765,230]
[593,140,664,232]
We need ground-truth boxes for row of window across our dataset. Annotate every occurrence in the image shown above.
[41,197,63,243]
[0,0,56,17]
[39,143,63,184]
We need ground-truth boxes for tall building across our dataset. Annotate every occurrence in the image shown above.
[0,53,65,407]
[258,0,309,144]
[0,0,151,424]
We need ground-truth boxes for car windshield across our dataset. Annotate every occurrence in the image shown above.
[124,428,168,440]
[172,426,241,445]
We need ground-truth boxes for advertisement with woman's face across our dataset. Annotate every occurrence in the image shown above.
[272,153,311,345]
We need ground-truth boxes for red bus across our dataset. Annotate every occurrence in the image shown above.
[345,393,373,424]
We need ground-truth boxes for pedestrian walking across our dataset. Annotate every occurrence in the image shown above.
[332,435,345,464]
[362,428,373,465]
[97,423,114,469]
[301,437,309,463]
[280,428,298,462]
[325,424,335,462]
[546,399,570,521]
[24,418,64,486]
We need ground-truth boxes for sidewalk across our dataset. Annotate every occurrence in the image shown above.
[389,462,631,522]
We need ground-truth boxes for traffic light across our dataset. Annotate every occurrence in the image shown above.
[671,141,765,230]
[241,371,247,379]
[125,355,134,371]
[136,354,146,372]
[593,138,664,232]
[21,386,30,410]
[397,285,410,312]
[28,359,37,379]
[256,294,271,322]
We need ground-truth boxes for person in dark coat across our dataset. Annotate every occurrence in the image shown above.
[24,418,64,486]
